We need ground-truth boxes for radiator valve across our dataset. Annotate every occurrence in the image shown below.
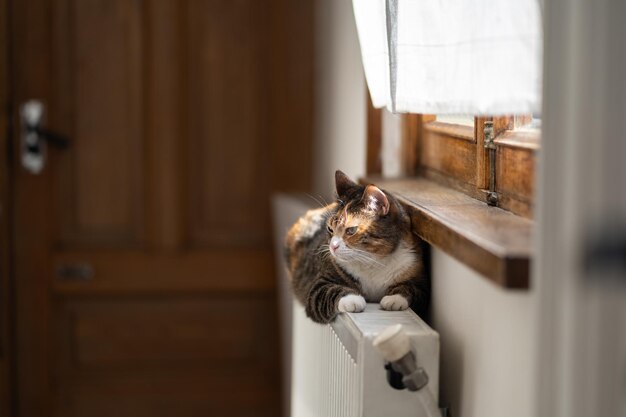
[373,324,429,391]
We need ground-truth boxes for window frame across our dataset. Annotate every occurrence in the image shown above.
[367,102,539,219]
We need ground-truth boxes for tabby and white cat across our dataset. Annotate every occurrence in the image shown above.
[285,170,428,324]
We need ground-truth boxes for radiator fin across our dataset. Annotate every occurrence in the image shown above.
[319,324,361,417]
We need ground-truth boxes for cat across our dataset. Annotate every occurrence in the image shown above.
[285,170,429,324]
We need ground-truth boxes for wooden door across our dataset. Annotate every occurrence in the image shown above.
[1,0,11,412]
[10,1,312,416]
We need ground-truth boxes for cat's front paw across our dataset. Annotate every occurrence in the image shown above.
[380,294,409,311]
[338,294,366,313]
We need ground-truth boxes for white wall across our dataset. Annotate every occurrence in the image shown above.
[313,0,367,198]
[431,248,537,417]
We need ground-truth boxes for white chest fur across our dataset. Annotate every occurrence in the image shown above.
[338,241,416,302]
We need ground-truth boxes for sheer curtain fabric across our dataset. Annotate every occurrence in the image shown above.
[352,0,543,115]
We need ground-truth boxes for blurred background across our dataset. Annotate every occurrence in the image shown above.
[0,0,369,416]
[4,0,309,416]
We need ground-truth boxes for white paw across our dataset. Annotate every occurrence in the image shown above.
[380,294,409,311]
[338,294,366,313]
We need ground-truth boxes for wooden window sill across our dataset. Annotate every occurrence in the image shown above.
[423,121,475,142]
[365,176,533,289]
[495,129,540,150]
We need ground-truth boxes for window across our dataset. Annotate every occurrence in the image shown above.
[367,104,539,219]
[365,99,536,288]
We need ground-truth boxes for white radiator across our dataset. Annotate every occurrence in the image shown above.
[292,302,439,417]
[272,194,440,417]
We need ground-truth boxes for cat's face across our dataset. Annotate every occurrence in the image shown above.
[327,171,401,265]
[326,202,393,262]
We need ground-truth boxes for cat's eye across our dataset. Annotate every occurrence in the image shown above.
[345,226,358,236]
[327,225,333,234]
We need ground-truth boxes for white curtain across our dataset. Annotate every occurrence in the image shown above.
[352,0,543,115]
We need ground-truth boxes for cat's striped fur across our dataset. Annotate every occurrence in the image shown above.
[285,171,429,324]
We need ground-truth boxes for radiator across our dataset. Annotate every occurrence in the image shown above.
[272,194,440,417]
[292,302,439,417]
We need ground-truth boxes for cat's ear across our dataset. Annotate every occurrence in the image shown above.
[362,185,390,216]
[335,170,359,198]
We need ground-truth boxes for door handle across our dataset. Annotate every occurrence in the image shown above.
[20,100,70,174]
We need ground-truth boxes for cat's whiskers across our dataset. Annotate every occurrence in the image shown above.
[341,249,385,268]
[316,244,332,261]
[306,193,330,209]
[348,247,385,267]
[316,243,330,253]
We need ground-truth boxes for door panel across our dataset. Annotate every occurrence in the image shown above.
[54,0,144,245]
[63,298,269,368]
[51,250,274,293]
[52,297,280,417]
[58,374,278,417]
[12,0,313,416]
[187,0,269,248]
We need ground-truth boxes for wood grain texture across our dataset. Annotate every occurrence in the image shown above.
[495,133,537,218]
[12,0,54,413]
[467,116,537,218]
[420,126,477,186]
[367,177,532,288]
[401,114,420,176]
[64,298,274,368]
[493,115,513,135]
[496,129,540,150]
[187,0,269,248]
[51,249,275,294]
[53,0,145,244]
[419,166,487,202]
[366,95,382,176]
[144,0,186,250]
[11,0,312,415]
[56,373,279,417]
[53,296,280,417]
[268,0,314,193]
[408,114,436,179]
[424,121,475,142]
[0,0,10,411]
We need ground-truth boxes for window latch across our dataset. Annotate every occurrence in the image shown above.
[484,121,498,206]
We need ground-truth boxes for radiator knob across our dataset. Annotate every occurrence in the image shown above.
[373,324,410,362]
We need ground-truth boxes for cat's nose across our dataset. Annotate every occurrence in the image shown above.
[330,236,341,252]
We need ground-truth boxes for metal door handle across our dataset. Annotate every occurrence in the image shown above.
[20,100,70,174]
